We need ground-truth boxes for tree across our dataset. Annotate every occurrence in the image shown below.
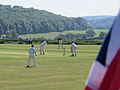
[54,34,66,41]
[81,34,87,40]
[86,29,96,38]
[99,32,107,39]
[65,33,76,40]
[75,33,82,40]
[0,24,4,34]
[0,4,90,36]
[6,31,12,38]
[11,30,19,39]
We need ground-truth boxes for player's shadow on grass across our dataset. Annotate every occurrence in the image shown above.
[25,65,35,68]
[70,55,76,57]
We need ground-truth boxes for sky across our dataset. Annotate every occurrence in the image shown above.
[0,0,120,17]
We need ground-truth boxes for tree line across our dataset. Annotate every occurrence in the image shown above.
[54,30,107,41]
[0,4,90,37]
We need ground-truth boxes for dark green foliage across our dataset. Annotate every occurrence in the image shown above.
[0,38,103,45]
[54,33,76,41]
[0,38,18,44]
[0,39,4,44]
[86,29,96,37]
[81,34,87,40]
[54,33,88,41]
[76,40,103,45]
[18,41,24,44]
[99,32,107,39]
[0,4,90,36]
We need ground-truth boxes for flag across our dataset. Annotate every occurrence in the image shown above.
[84,11,120,90]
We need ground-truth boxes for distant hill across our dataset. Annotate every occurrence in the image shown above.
[83,16,116,29]
[83,15,115,20]
[0,4,90,35]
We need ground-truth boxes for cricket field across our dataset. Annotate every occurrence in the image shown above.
[0,44,100,90]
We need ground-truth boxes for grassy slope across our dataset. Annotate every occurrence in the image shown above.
[20,29,108,39]
[0,44,100,90]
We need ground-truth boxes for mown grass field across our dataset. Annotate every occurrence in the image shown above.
[20,29,108,39]
[0,44,100,90]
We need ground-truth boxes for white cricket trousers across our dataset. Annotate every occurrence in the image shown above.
[71,48,77,56]
[28,55,36,65]
[58,44,64,49]
[40,46,45,55]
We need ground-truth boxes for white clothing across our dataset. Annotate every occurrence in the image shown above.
[58,40,63,49]
[28,55,36,65]
[29,47,36,56]
[59,40,62,45]
[29,38,32,42]
[71,43,77,56]
[40,41,47,47]
[29,38,32,44]
[28,47,36,65]
[40,41,47,55]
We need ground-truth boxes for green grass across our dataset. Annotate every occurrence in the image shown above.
[20,29,108,39]
[0,44,100,90]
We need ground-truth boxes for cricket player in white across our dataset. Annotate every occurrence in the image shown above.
[71,42,77,56]
[40,41,47,55]
[58,39,64,49]
[27,45,37,67]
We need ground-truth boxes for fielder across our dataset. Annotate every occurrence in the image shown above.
[71,42,77,56]
[40,41,47,55]
[58,38,64,49]
[26,45,37,67]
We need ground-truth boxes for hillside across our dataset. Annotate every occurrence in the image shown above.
[0,4,90,36]
[20,29,108,40]
[83,16,115,29]
[83,15,115,20]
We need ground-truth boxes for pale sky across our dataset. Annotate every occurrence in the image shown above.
[0,0,120,17]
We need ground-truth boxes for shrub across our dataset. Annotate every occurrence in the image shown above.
[0,39,4,44]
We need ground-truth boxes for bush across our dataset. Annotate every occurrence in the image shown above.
[18,41,24,44]
[0,38,103,45]
[0,39,4,44]
[76,40,103,45]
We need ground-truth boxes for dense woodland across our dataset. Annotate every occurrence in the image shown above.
[0,4,90,36]
[0,4,115,42]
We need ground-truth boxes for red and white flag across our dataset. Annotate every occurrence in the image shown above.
[85,11,120,90]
